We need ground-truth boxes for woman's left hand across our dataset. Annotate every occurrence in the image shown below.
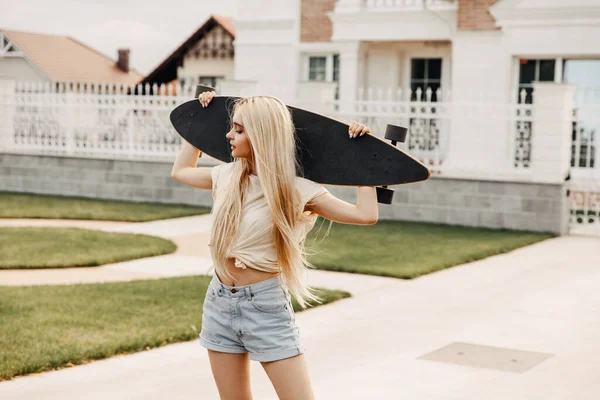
[349,121,371,139]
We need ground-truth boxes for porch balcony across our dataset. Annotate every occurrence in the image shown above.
[330,0,457,42]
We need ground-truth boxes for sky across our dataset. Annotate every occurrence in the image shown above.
[0,0,236,75]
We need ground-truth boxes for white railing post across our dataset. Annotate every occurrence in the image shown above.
[127,86,135,159]
[61,82,73,155]
[530,82,576,184]
[338,41,364,115]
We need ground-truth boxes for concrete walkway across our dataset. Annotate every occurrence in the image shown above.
[1,217,599,399]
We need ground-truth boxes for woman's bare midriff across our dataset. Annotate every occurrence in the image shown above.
[215,257,281,287]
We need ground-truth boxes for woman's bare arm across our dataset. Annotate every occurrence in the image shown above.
[171,90,217,190]
[170,140,213,190]
[306,187,378,225]
[305,121,378,225]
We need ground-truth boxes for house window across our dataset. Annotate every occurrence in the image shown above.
[517,59,555,104]
[513,59,556,168]
[408,58,442,154]
[198,76,223,88]
[332,54,340,82]
[410,58,442,102]
[308,57,327,81]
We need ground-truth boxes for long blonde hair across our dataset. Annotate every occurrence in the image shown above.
[210,96,323,309]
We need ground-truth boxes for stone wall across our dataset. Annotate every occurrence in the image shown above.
[328,178,567,234]
[0,153,567,234]
[0,153,215,208]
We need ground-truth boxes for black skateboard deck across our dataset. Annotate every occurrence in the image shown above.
[170,86,430,203]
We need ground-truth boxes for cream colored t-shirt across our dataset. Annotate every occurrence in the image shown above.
[209,162,329,273]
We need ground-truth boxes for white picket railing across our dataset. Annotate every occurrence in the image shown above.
[334,0,457,11]
[362,0,457,9]
[568,90,600,235]
[3,81,197,162]
[2,79,600,234]
[571,102,599,174]
[0,80,597,179]
[296,87,537,176]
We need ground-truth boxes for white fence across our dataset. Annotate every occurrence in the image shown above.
[335,0,457,11]
[568,91,600,235]
[1,81,197,163]
[310,87,538,177]
[1,80,597,176]
[1,79,599,234]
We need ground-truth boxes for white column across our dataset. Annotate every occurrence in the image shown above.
[443,32,513,177]
[233,0,300,102]
[338,41,365,114]
[530,82,576,184]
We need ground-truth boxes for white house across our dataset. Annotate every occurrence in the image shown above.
[1,1,599,235]
[142,15,235,91]
[0,29,142,85]
[232,0,600,103]
[229,0,600,234]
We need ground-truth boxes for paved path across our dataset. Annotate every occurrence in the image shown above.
[0,214,212,237]
[1,217,599,399]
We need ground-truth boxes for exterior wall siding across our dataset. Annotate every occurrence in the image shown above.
[177,58,234,84]
[0,58,47,81]
[0,153,566,234]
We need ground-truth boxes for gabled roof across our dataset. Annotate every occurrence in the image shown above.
[0,29,143,84]
[212,15,235,37]
[141,15,235,85]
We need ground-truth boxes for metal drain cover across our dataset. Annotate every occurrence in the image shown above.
[418,342,553,373]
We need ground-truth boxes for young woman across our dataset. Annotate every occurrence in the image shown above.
[171,91,378,400]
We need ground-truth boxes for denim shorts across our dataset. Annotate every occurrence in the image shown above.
[199,272,304,362]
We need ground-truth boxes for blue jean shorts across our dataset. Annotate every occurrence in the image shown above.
[199,273,304,362]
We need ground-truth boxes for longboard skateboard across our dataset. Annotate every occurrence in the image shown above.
[170,85,430,204]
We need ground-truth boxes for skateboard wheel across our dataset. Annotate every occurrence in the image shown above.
[384,124,408,143]
[376,186,394,204]
[195,84,217,98]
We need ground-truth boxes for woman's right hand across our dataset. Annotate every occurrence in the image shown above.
[198,91,216,108]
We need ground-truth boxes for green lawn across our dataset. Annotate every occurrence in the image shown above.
[0,276,350,381]
[0,193,556,381]
[307,219,554,279]
[0,192,210,222]
[0,228,177,269]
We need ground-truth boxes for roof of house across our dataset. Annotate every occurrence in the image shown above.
[141,15,235,85]
[1,29,143,84]
[212,15,235,38]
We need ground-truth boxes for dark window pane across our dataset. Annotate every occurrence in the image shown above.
[427,59,442,80]
[410,59,441,102]
[539,59,556,82]
[411,59,425,80]
[333,54,339,82]
[309,56,327,81]
[519,60,536,84]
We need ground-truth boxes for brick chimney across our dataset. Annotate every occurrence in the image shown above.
[117,49,130,72]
